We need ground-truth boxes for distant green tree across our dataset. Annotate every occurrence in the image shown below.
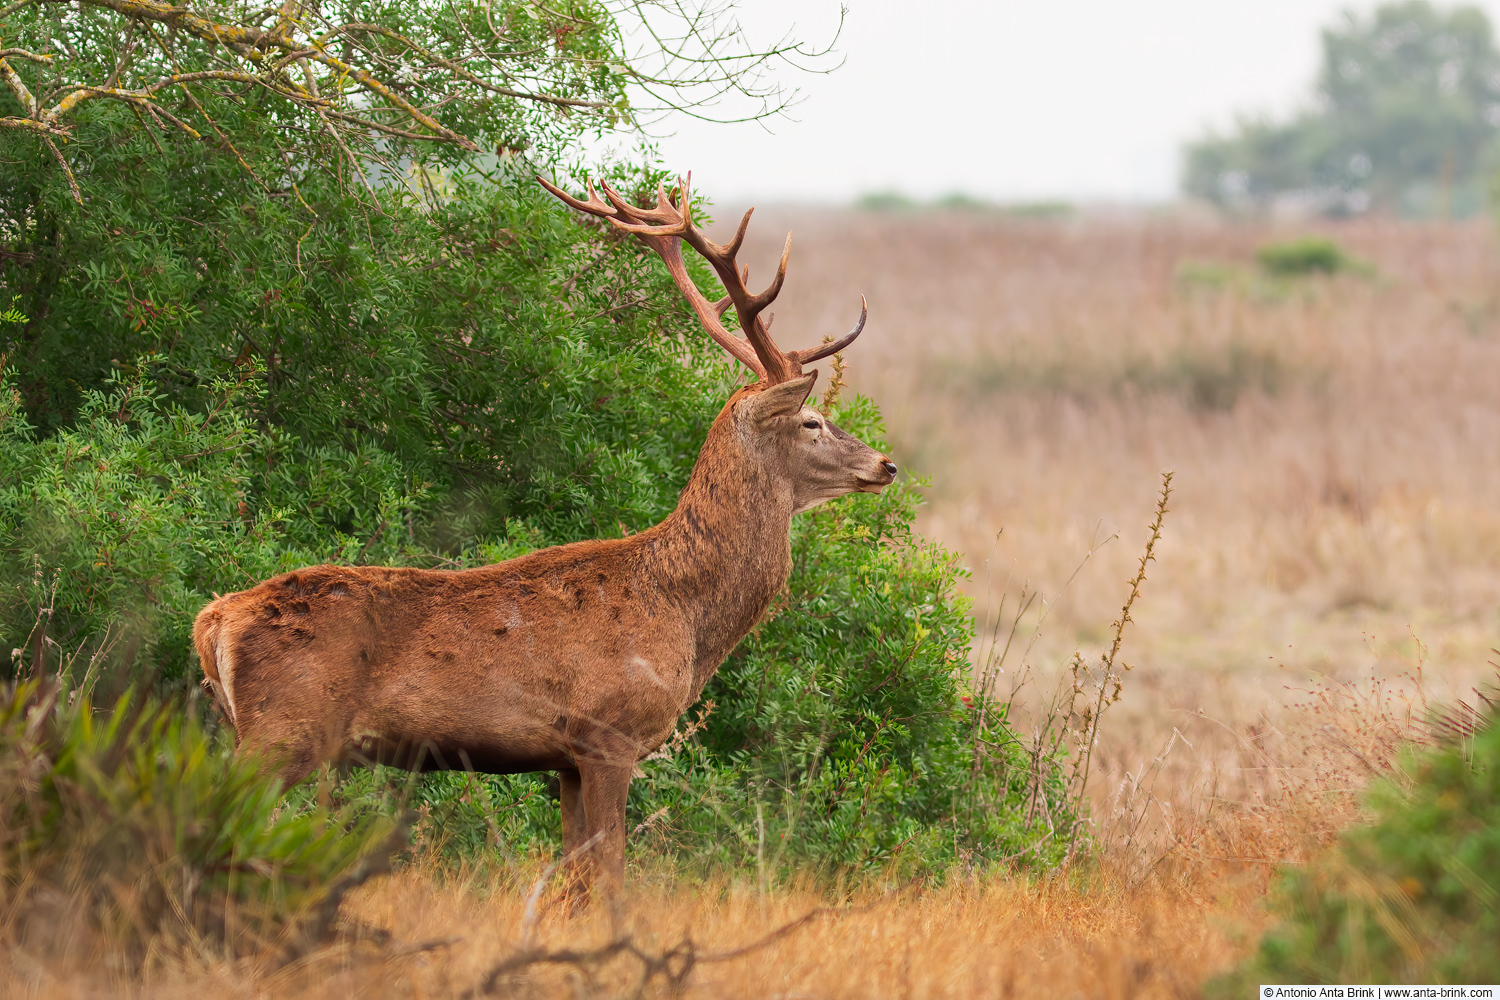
[1185,2,1500,217]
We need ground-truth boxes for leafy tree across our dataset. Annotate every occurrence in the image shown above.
[1185,1,1500,217]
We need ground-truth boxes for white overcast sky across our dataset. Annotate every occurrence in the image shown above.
[604,0,1500,203]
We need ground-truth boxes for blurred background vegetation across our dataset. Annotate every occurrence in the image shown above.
[1185,1,1500,218]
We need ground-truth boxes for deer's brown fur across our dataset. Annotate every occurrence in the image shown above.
[195,369,895,897]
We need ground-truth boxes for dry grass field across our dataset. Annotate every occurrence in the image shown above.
[721,205,1500,798]
[0,712,1399,1000]
[6,211,1497,998]
[10,862,1266,999]
[4,867,1259,999]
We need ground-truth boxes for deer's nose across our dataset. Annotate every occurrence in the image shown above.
[880,459,898,478]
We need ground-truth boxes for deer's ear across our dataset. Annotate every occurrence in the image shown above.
[740,373,817,423]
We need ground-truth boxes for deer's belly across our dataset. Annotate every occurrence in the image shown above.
[356,636,695,766]
[342,730,572,775]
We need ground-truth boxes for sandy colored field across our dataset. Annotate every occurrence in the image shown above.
[715,207,1500,780]
[0,725,1386,1000]
[6,211,1495,998]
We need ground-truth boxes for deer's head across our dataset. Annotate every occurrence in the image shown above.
[730,375,897,513]
[539,173,898,513]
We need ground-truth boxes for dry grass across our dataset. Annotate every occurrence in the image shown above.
[7,211,1494,998]
[2,701,1420,1000]
[5,857,1269,999]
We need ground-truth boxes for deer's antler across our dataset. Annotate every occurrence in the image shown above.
[538,173,867,386]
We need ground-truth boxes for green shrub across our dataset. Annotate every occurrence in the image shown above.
[1175,259,1240,290]
[944,341,1294,413]
[855,191,921,212]
[1210,716,1500,989]
[1255,236,1358,277]
[0,680,398,961]
[0,362,308,682]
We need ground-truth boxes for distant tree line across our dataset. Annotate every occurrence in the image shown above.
[1185,1,1500,217]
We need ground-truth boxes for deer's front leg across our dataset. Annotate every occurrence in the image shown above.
[558,767,586,854]
[578,759,632,902]
[557,766,589,900]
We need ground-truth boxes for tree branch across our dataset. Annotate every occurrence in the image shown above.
[0,0,838,195]
[0,56,38,116]
[41,134,81,202]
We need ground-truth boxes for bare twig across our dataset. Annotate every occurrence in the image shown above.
[472,897,884,998]
[1065,470,1173,862]
[41,135,81,203]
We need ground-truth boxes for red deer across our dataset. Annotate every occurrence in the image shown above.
[192,174,897,898]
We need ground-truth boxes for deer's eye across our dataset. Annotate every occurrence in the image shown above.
[802,420,821,430]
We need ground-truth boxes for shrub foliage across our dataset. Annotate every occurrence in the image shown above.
[1214,716,1500,987]
[0,680,397,960]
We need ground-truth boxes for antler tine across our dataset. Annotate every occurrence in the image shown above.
[658,179,679,214]
[676,199,797,382]
[746,232,791,313]
[597,179,678,228]
[537,175,617,218]
[790,295,868,365]
[688,225,789,320]
[715,205,755,259]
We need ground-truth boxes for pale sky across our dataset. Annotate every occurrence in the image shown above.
[604,0,1500,203]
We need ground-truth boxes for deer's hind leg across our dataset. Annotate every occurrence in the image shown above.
[235,692,357,792]
[556,767,590,904]
[235,721,327,791]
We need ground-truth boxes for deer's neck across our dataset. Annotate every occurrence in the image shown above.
[638,408,792,686]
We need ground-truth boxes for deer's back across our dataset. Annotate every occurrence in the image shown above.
[196,539,697,772]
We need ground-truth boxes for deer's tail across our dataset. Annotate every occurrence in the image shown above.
[193,599,238,729]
